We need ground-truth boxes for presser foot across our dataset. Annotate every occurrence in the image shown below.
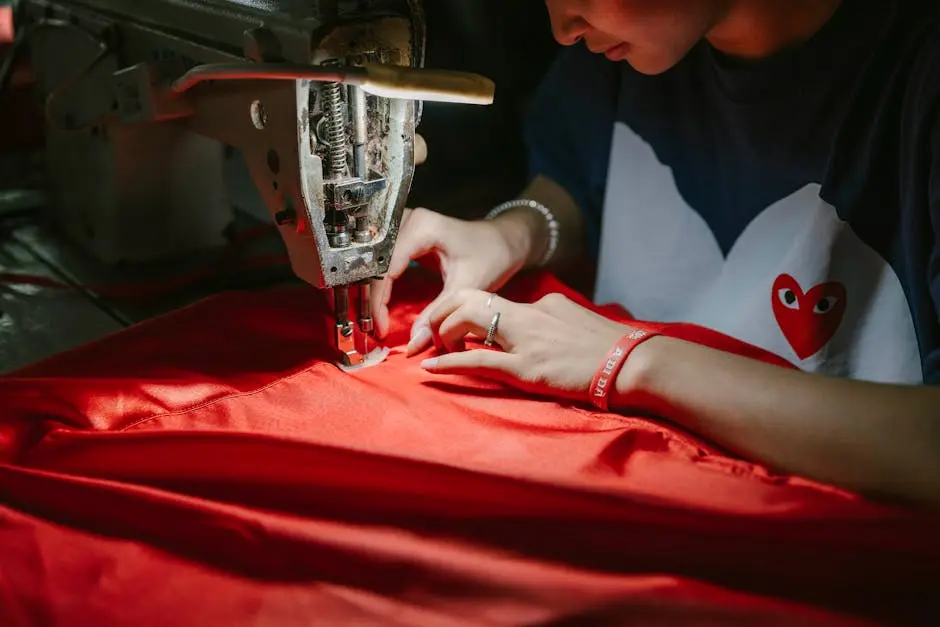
[336,322,365,367]
[333,282,382,371]
[335,322,387,371]
[337,345,390,373]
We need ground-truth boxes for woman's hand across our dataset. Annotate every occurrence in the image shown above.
[371,208,543,353]
[419,288,644,402]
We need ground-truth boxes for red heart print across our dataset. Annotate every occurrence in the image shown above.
[771,274,846,360]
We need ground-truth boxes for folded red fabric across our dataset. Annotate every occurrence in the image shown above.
[1,269,937,626]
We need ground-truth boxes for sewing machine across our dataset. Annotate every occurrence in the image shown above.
[12,0,494,367]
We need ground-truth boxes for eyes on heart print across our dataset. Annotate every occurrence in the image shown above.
[772,274,847,360]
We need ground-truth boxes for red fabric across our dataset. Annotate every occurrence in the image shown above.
[1,268,938,626]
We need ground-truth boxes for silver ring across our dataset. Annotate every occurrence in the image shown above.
[484,312,500,347]
[486,292,494,308]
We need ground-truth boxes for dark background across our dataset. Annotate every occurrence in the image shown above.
[0,0,561,216]
[408,0,559,219]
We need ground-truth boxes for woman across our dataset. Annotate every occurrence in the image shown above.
[371,0,940,506]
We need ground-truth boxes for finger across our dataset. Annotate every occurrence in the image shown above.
[406,293,448,356]
[372,208,421,338]
[371,275,392,339]
[408,277,495,356]
[437,309,483,353]
[420,350,520,381]
[388,207,439,280]
[431,290,519,353]
[424,289,469,338]
[427,288,508,330]
[438,304,512,353]
[415,134,428,165]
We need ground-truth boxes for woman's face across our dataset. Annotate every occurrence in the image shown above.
[544,0,730,74]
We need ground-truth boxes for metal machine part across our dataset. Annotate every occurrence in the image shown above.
[16,0,492,367]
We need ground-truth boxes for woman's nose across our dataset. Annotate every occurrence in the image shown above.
[547,3,589,46]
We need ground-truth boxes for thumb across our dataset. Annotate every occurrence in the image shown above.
[415,134,428,166]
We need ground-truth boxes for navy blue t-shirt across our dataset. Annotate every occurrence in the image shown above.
[525,0,940,384]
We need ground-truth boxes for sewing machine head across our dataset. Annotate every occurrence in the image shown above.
[15,0,494,367]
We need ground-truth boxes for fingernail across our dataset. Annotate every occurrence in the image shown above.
[408,326,431,353]
[420,358,439,369]
[409,316,427,338]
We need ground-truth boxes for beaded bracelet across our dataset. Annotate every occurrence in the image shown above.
[484,198,560,268]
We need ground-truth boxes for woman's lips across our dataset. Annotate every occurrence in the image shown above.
[604,42,629,61]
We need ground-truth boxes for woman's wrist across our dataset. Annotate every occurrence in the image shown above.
[609,335,671,413]
[489,208,550,269]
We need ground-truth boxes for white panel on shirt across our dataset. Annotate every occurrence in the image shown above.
[594,122,923,384]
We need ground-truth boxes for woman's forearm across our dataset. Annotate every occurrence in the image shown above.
[617,337,940,507]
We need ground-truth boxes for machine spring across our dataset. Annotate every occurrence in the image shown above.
[322,78,348,178]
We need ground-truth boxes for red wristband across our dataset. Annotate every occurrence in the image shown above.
[589,325,660,411]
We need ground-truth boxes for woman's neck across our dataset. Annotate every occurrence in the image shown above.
[706,0,844,59]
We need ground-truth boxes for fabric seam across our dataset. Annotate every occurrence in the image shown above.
[119,362,322,431]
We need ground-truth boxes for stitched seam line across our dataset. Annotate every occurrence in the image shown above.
[119,364,322,431]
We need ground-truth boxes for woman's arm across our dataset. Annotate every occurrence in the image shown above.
[620,337,940,507]
[420,286,940,508]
